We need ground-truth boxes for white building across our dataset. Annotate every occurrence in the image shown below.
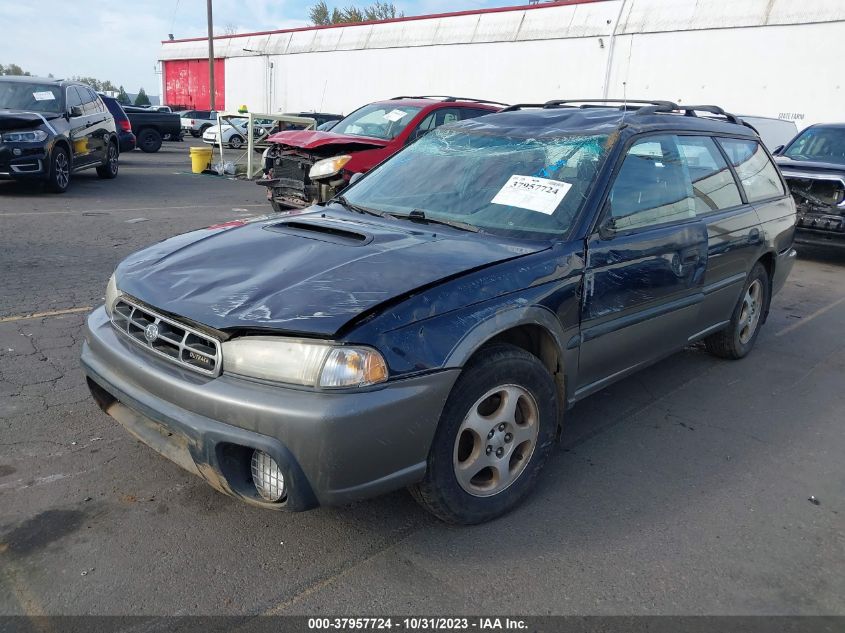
[159,0,845,127]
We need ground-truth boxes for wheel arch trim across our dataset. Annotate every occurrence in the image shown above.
[443,304,575,407]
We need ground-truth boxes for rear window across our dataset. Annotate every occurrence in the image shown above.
[717,138,785,202]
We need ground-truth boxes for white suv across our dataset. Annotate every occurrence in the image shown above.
[181,110,218,138]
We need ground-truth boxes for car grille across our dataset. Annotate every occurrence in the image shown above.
[274,155,313,192]
[111,298,221,376]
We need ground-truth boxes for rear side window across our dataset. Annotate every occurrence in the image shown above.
[717,138,785,202]
[676,136,742,212]
[608,134,697,230]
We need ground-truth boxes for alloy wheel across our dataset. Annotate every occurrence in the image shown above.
[108,144,118,175]
[55,152,69,189]
[738,279,763,344]
[452,384,539,497]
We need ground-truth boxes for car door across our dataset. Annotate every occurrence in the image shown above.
[65,87,93,168]
[83,88,110,161]
[577,133,708,395]
[675,135,763,330]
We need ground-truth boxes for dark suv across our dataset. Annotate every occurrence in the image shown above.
[773,123,845,248]
[0,76,119,192]
[99,93,136,153]
[82,100,795,524]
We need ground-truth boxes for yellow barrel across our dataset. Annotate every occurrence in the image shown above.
[189,146,213,173]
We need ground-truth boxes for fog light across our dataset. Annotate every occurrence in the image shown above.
[250,450,285,502]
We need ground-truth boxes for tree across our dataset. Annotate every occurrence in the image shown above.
[72,76,104,91]
[309,0,402,25]
[134,87,151,106]
[1,63,31,76]
[117,86,130,104]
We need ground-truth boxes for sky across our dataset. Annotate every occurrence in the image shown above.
[0,0,520,97]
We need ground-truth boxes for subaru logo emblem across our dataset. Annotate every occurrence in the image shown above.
[144,323,160,343]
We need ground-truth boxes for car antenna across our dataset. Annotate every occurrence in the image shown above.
[620,81,628,126]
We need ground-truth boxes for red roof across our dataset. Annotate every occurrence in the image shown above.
[162,0,609,44]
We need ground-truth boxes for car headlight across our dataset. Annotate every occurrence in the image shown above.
[2,129,48,143]
[309,155,351,180]
[104,273,121,317]
[222,337,387,388]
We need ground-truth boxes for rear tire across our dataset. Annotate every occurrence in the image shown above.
[191,130,200,138]
[47,145,71,193]
[96,141,119,179]
[137,128,162,153]
[410,344,558,524]
[229,135,244,149]
[705,262,770,359]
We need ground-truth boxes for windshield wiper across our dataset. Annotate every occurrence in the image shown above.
[331,195,385,217]
[390,209,480,233]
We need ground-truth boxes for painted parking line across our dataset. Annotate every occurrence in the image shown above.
[0,306,92,324]
[775,294,845,337]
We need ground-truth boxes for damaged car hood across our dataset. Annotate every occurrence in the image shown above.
[114,212,548,337]
[775,156,845,176]
[0,109,59,131]
[265,129,390,151]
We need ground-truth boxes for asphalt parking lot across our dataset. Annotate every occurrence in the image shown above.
[0,140,843,617]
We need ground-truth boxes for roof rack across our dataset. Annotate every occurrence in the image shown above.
[390,95,509,106]
[501,99,679,113]
[501,98,744,125]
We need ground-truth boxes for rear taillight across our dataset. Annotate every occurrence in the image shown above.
[119,119,131,132]
[190,119,196,125]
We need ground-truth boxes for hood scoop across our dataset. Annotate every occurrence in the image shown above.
[265,219,372,245]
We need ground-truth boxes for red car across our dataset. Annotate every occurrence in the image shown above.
[259,96,503,211]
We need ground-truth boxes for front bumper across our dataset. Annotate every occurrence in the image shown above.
[795,213,845,249]
[0,142,49,179]
[81,307,458,511]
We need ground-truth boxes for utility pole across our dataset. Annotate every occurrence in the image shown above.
[207,0,216,110]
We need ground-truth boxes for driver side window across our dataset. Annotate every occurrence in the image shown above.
[607,135,696,231]
[66,87,84,114]
[408,108,461,143]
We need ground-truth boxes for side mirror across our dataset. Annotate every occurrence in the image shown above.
[598,215,617,240]
[69,105,84,117]
[772,145,784,155]
[348,172,364,186]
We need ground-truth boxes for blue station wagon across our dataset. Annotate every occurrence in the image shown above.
[82,99,796,524]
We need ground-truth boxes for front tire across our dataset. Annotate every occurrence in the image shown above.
[47,145,71,193]
[410,344,558,524]
[96,141,119,179]
[229,135,244,149]
[705,262,770,359]
[137,128,162,153]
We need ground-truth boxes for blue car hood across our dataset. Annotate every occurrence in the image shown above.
[115,211,547,337]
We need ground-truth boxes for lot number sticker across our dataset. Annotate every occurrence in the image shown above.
[491,175,572,215]
[33,91,55,101]
[384,109,407,122]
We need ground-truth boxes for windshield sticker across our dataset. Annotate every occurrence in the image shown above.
[491,175,572,215]
[33,91,55,101]
[383,109,407,122]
